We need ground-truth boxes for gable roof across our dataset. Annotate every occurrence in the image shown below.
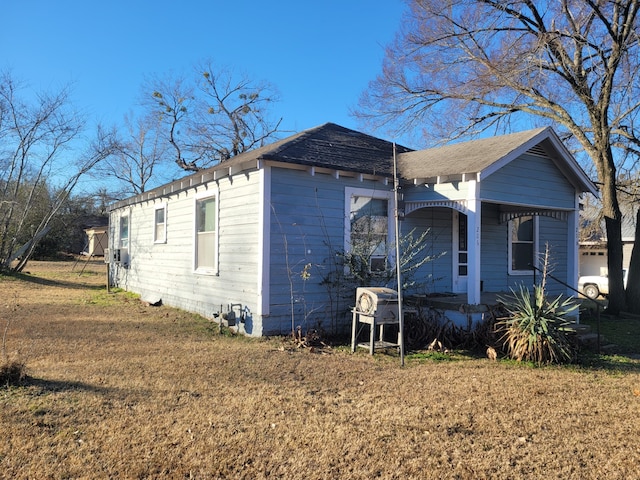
[222,122,413,175]
[109,123,597,210]
[397,127,598,195]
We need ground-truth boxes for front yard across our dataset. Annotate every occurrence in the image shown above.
[1,260,639,479]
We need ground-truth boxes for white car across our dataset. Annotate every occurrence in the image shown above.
[578,269,628,300]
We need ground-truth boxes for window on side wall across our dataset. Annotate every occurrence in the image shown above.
[195,194,218,274]
[154,204,167,243]
[509,215,536,274]
[347,188,391,274]
[120,215,129,249]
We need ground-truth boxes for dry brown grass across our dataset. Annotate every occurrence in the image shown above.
[1,260,640,479]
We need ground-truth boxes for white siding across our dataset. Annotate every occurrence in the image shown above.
[110,171,263,332]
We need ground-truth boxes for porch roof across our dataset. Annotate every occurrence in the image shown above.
[397,127,597,195]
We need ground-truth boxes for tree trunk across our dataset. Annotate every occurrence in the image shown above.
[604,217,626,314]
[599,153,626,315]
[625,208,640,313]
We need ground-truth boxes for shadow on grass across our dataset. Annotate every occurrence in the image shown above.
[575,352,640,373]
[24,376,115,394]
[404,345,640,372]
[5,272,105,291]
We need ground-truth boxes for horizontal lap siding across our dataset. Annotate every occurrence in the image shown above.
[110,172,261,321]
[402,207,453,293]
[481,154,575,208]
[480,204,570,295]
[539,216,569,297]
[266,168,392,335]
[480,203,510,292]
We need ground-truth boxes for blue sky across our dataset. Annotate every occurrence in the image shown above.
[2,0,406,138]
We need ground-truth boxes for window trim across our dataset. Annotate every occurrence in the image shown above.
[153,203,167,244]
[194,190,219,275]
[508,215,538,275]
[344,187,394,273]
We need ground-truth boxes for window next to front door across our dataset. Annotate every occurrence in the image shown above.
[509,215,537,274]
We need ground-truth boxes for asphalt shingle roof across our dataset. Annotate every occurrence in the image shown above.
[396,128,548,179]
[110,122,596,210]
[222,122,413,176]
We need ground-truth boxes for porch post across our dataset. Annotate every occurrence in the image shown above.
[467,180,481,304]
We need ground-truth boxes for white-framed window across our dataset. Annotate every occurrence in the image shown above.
[508,215,537,274]
[154,204,167,244]
[119,214,129,249]
[194,191,218,274]
[345,187,393,273]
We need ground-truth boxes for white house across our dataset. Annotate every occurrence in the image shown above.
[107,123,597,336]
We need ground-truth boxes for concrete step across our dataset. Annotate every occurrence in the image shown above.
[564,322,592,334]
[575,332,604,347]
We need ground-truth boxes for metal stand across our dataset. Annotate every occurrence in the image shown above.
[351,309,400,355]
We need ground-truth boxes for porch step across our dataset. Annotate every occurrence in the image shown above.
[575,332,603,347]
[564,322,591,334]
[565,323,621,353]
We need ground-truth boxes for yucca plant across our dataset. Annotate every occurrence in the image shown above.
[497,284,577,365]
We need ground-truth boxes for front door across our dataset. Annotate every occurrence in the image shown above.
[452,211,468,293]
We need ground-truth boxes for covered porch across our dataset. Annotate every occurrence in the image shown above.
[394,127,596,315]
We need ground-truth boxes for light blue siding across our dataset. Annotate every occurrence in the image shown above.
[481,154,575,209]
[266,167,393,335]
[538,215,569,297]
[402,207,453,294]
[480,203,510,292]
[480,204,570,294]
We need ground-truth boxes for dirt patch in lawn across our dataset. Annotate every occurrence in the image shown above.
[1,260,640,479]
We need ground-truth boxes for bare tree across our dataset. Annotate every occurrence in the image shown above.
[0,71,116,272]
[146,61,283,172]
[95,112,167,195]
[357,0,640,314]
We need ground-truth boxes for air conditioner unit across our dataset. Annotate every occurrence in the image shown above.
[355,287,399,323]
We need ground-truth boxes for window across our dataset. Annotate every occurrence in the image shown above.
[154,205,167,243]
[458,212,468,276]
[120,215,129,249]
[509,215,536,273]
[195,194,217,273]
[346,188,391,273]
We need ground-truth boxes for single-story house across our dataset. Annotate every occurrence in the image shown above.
[107,123,597,336]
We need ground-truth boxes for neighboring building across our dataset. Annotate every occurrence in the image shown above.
[82,226,108,257]
[579,202,637,277]
[107,123,597,336]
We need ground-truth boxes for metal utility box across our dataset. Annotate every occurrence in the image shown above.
[355,287,399,322]
[351,287,400,354]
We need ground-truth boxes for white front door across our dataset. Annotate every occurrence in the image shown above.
[452,211,468,293]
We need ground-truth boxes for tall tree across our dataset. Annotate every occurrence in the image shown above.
[95,112,167,195]
[358,0,640,313]
[146,60,283,172]
[0,71,116,271]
